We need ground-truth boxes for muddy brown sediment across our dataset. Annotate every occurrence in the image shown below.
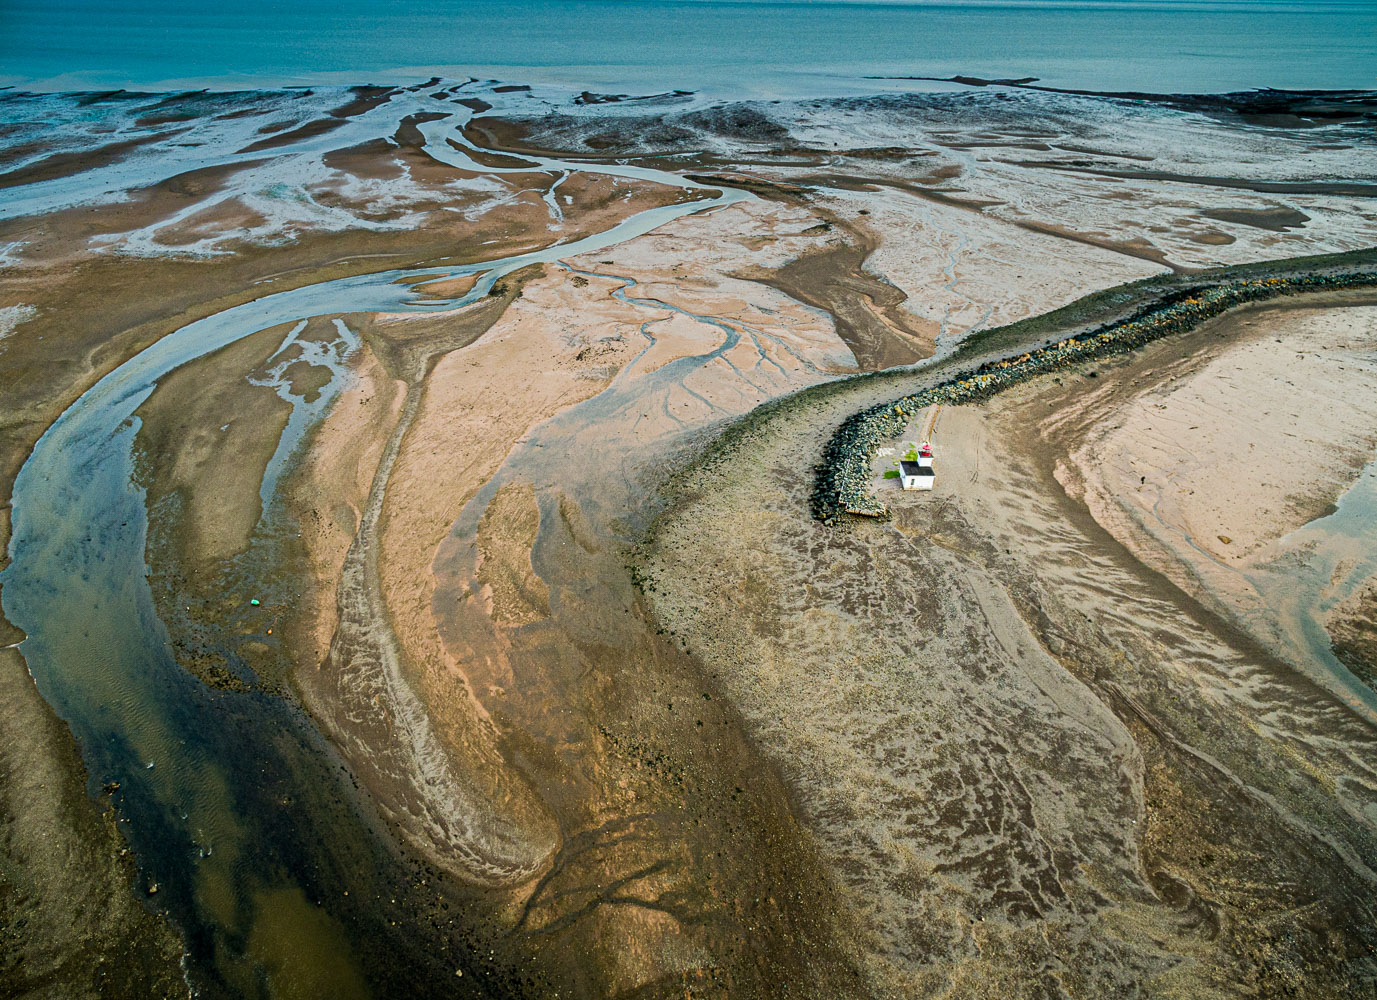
[1200,206,1311,232]
[6,82,1377,998]
[637,286,1377,997]
[0,137,700,585]
[1054,295,1377,689]
[736,212,937,368]
[0,648,186,997]
[134,323,301,569]
[250,170,907,991]
[1331,584,1377,689]
[237,117,351,154]
[298,259,866,991]
[468,90,1377,290]
[326,86,402,120]
[446,137,541,170]
[133,319,345,692]
[0,132,186,189]
[0,117,717,994]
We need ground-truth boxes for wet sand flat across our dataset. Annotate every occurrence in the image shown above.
[1057,295,1377,707]
[4,79,1377,998]
[640,293,1377,997]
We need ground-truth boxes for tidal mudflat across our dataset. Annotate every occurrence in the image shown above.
[2,80,1376,998]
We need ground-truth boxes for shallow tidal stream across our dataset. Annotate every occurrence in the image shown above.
[0,107,743,997]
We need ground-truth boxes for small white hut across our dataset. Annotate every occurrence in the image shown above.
[899,443,935,490]
[899,459,934,491]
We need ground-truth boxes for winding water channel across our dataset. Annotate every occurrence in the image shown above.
[0,96,746,998]
[7,82,1377,998]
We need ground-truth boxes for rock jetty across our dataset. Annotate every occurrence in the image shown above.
[812,271,1377,524]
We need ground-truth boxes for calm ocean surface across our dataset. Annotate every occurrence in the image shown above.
[1,0,1374,96]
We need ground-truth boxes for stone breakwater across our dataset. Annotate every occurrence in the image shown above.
[813,271,1377,524]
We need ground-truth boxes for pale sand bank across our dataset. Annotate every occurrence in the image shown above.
[1054,294,1377,709]
[1061,298,1377,562]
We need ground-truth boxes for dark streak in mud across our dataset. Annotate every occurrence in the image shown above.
[881,77,1377,130]
[237,117,350,154]
[736,219,933,370]
[1004,158,1377,198]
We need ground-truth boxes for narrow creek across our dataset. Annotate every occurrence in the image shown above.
[0,94,746,998]
[1244,449,1377,718]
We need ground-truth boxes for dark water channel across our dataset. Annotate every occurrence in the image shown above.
[0,136,741,994]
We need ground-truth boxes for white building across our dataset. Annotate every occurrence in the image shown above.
[898,443,935,490]
[899,459,934,491]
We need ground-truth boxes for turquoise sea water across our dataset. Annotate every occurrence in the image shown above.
[2,0,1375,96]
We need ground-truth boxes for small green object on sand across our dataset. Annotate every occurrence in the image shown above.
[250,599,260,606]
